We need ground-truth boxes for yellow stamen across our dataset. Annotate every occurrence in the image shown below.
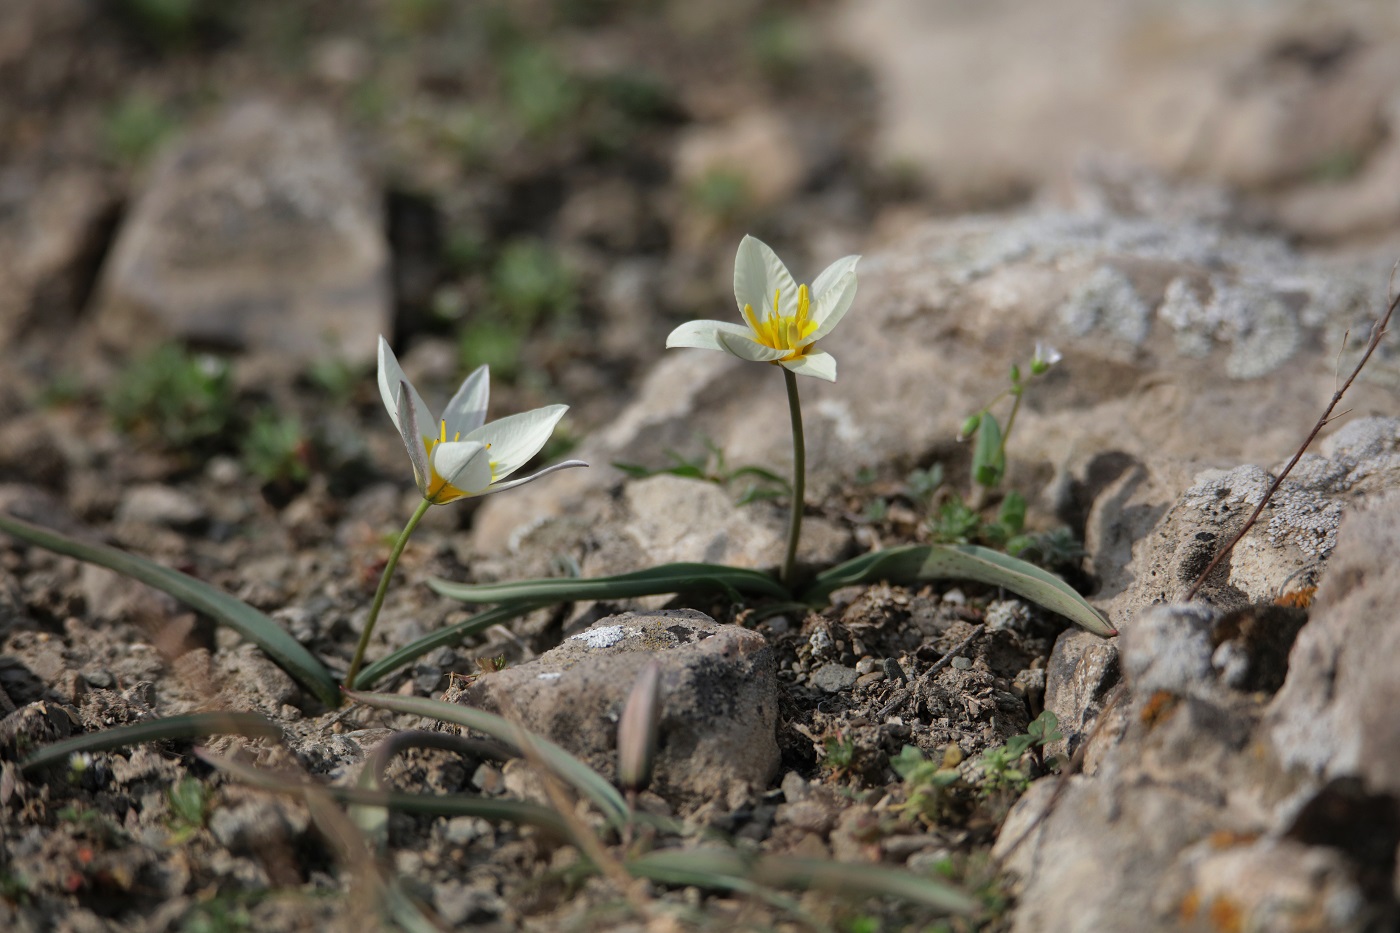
[744,283,818,360]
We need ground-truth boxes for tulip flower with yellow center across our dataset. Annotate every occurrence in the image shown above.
[664,236,861,585]
[345,338,587,688]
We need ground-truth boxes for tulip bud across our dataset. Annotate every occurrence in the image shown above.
[617,661,663,792]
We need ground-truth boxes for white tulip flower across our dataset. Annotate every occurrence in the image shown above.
[377,337,586,505]
[665,235,859,382]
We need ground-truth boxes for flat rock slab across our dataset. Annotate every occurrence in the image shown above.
[463,610,780,811]
[92,98,389,364]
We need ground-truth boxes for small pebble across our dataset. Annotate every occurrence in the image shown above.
[883,657,909,683]
[951,656,973,671]
[855,657,881,675]
[855,671,886,689]
[809,663,859,693]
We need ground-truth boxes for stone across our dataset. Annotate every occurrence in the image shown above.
[462,610,780,811]
[0,165,116,345]
[115,484,207,530]
[91,99,389,364]
[996,473,1400,931]
[1267,494,1400,792]
[1097,417,1400,623]
[832,0,1400,242]
[809,663,859,693]
[1117,603,1216,697]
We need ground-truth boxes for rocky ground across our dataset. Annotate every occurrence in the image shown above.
[4,1,1400,931]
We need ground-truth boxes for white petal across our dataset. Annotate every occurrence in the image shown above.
[396,380,430,492]
[781,350,837,381]
[806,271,857,342]
[464,405,568,480]
[666,320,754,351]
[476,459,589,496]
[733,235,796,317]
[430,441,492,497]
[716,331,787,362]
[378,337,434,438]
[442,364,490,437]
[810,254,860,298]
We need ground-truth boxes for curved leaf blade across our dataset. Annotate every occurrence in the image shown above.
[0,512,340,707]
[428,562,789,605]
[351,600,549,690]
[802,544,1115,636]
[629,849,977,914]
[21,712,282,773]
[344,690,630,825]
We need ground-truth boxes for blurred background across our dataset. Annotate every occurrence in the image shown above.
[3,0,1399,507]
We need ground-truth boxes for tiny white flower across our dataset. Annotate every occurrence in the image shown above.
[1031,342,1062,375]
[377,337,586,504]
[665,235,859,382]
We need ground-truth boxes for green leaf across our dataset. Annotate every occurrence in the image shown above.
[997,490,1027,535]
[428,562,789,605]
[972,412,1004,488]
[801,544,1115,637]
[351,600,547,690]
[628,849,977,915]
[21,712,282,773]
[344,690,630,826]
[0,513,340,708]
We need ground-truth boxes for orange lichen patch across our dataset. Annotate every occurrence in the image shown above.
[1274,586,1316,609]
[1179,889,1202,921]
[1140,690,1180,728]
[1208,895,1244,933]
[1208,829,1260,849]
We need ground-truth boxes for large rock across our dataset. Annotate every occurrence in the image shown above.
[994,476,1400,932]
[831,0,1400,242]
[91,99,389,364]
[462,610,780,811]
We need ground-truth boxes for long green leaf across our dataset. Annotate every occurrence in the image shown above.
[351,600,549,690]
[196,749,570,836]
[344,690,630,825]
[20,712,282,773]
[802,544,1116,636]
[629,849,977,915]
[0,512,340,707]
[428,562,789,605]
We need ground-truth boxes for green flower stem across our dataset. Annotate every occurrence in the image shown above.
[344,497,433,689]
[996,388,1023,468]
[781,367,805,588]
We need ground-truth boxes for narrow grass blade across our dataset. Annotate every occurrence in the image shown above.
[428,562,789,605]
[802,544,1115,636]
[629,849,978,915]
[20,712,282,773]
[351,600,549,690]
[344,690,629,825]
[196,749,571,836]
[0,512,340,707]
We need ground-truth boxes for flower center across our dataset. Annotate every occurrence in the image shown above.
[422,421,496,503]
[743,284,817,359]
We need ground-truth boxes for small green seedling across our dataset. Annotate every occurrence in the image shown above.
[890,745,963,824]
[107,343,236,455]
[961,343,1061,498]
[167,776,211,843]
[975,710,1063,795]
